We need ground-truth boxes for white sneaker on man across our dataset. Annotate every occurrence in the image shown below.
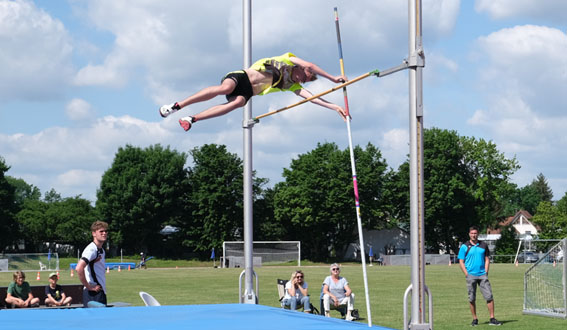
[159,103,179,118]
[179,116,195,131]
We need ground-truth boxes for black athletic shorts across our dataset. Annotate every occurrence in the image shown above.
[222,70,253,103]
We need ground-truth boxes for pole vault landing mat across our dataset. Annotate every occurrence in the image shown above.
[1,303,398,330]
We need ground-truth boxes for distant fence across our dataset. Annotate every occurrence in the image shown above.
[381,254,450,266]
[379,253,552,266]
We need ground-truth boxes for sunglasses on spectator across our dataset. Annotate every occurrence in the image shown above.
[296,275,303,278]
[332,268,340,271]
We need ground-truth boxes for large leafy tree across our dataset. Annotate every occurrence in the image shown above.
[389,128,519,253]
[0,157,17,251]
[532,200,567,240]
[15,199,49,251]
[274,142,389,261]
[253,187,287,241]
[177,144,245,255]
[494,225,519,259]
[48,196,98,248]
[500,174,554,216]
[499,183,541,217]
[16,191,97,252]
[96,144,189,255]
[6,176,41,209]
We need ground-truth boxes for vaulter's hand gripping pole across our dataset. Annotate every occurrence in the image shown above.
[334,7,372,327]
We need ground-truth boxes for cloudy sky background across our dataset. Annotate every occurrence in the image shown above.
[1,0,566,203]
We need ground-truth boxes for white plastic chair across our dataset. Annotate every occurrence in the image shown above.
[139,291,161,306]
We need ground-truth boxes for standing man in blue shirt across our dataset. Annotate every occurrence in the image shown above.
[458,226,502,326]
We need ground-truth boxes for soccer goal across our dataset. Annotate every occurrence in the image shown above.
[222,241,300,268]
[0,253,60,272]
[524,238,566,319]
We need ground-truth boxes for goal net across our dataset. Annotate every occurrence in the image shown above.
[0,253,60,272]
[222,241,300,268]
[524,238,566,319]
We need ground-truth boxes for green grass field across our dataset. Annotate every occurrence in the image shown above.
[2,262,565,329]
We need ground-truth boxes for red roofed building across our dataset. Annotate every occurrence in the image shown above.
[487,210,539,238]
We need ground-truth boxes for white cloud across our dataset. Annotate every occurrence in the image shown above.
[475,0,567,23]
[65,98,94,121]
[72,2,239,92]
[380,128,409,169]
[7,0,567,202]
[474,25,567,116]
[424,0,460,36]
[1,115,178,201]
[468,24,567,196]
[0,0,73,101]
[74,62,127,87]
[68,0,461,105]
[56,169,102,190]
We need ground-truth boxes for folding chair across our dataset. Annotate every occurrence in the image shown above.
[276,279,319,314]
[139,291,161,306]
[319,283,347,318]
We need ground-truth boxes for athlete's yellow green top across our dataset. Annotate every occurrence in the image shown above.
[249,52,303,95]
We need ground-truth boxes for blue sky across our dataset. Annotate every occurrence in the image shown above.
[1,0,566,204]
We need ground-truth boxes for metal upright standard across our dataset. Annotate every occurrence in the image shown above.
[403,0,432,329]
[240,0,258,304]
[334,7,372,327]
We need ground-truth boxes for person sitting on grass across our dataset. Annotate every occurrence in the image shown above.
[282,270,311,313]
[45,272,73,307]
[5,271,40,308]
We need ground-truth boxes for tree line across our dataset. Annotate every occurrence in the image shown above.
[1,128,565,260]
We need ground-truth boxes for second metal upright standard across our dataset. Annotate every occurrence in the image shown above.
[404,0,432,329]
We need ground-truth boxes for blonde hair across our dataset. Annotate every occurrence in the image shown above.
[289,271,298,283]
[289,270,304,282]
[91,220,109,232]
[13,270,25,281]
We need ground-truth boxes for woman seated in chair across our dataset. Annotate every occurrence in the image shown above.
[282,270,311,313]
[322,263,355,321]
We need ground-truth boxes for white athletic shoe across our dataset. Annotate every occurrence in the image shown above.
[345,314,354,321]
[159,102,179,118]
[179,116,194,132]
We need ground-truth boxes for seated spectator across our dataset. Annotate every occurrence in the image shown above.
[5,271,40,308]
[322,263,355,321]
[282,270,311,313]
[45,272,73,307]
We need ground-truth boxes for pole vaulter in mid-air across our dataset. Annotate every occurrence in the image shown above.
[158,53,348,130]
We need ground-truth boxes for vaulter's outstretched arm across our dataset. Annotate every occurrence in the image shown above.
[294,88,347,121]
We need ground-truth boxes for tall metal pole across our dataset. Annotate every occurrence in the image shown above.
[334,7,372,326]
[242,0,256,304]
[408,0,429,328]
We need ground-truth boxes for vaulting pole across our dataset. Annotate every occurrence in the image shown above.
[334,7,372,326]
